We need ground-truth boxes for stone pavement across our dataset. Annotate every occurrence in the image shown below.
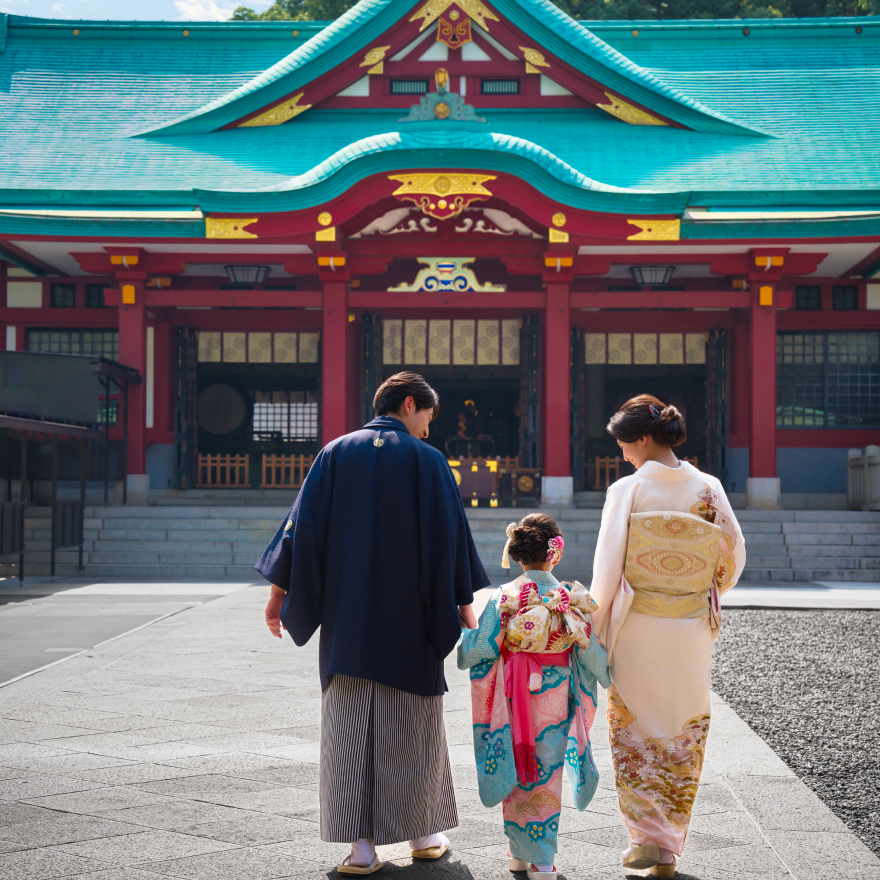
[0,583,878,880]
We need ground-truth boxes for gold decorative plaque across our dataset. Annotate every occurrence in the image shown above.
[596,92,666,126]
[206,218,258,239]
[239,93,312,127]
[318,211,333,226]
[389,173,495,198]
[626,219,681,241]
[551,212,567,228]
[360,45,391,75]
[409,0,499,32]
[521,46,550,74]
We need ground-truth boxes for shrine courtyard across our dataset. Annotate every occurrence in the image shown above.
[0,578,878,880]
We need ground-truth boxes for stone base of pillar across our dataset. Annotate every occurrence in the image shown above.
[541,476,574,508]
[126,474,150,505]
[746,477,780,510]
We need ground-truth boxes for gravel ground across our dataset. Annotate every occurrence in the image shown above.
[712,608,880,855]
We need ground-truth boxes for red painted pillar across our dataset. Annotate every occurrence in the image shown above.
[749,283,777,479]
[544,280,571,479]
[322,279,349,445]
[117,282,147,480]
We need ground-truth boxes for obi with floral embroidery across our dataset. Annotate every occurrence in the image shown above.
[458,571,610,866]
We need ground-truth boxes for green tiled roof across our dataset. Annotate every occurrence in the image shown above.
[0,12,879,238]
[142,0,762,137]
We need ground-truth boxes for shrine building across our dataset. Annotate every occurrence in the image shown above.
[1,6,879,509]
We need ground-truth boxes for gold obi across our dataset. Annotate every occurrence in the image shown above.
[624,511,721,619]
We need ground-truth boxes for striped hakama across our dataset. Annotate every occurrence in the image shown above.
[320,674,459,845]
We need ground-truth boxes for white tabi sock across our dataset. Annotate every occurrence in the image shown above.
[534,864,555,873]
[409,832,448,851]
[350,838,376,867]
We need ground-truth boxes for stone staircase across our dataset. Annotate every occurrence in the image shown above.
[0,507,82,578]
[73,504,880,583]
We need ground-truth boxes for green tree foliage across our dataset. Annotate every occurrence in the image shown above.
[231,0,879,22]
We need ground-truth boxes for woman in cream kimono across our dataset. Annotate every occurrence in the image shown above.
[590,395,746,878]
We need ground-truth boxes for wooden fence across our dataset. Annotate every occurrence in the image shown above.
[196,454,250,488]
[260,455,314,489]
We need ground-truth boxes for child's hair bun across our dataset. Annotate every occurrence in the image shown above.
[508,513,562,566]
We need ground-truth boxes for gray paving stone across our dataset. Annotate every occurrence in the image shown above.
[23,786,176,817]
[58,829,238,866]
[175,814,317,846]
[133,774,287,802]
[725,774,849,833]
[108,801,255,830]
[141,843,321,879]
[0,846,107,880]
[217,785,321,818]
[0,775,106,802]
[685,842,786,875]
[0,815,146,848]
[765,830,880,879]
[73,764,205,786]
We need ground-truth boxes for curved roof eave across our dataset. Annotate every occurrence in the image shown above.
[138,0,771,139]
[193,128,691,214]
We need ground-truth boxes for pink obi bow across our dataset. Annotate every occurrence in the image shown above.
[503,647,570,784]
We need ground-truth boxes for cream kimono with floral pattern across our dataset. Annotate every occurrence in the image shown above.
[589,461,746,857]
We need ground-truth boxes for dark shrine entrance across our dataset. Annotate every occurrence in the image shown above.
[575,329,728,490]
[397,366,521,460]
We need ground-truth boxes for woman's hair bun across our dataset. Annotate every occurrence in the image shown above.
[606,394,687,448]
[507,513,562,566]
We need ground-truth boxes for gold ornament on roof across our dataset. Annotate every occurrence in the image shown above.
[239,92,312,127]
[409,0,500,32]
[318,212,333,226]
[206,218,259,239]
[389,173,494,198]
[627,219,681,241]
[434,102,451,119]
[520,46,550,75]
[388,173,496,220]
[551,212,567,227]
[597,92,666,126]
[435,68,449,90]
[360,45,391,75]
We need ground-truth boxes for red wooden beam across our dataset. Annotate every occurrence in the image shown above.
[102,289,322,308]
[348,291,545,309]
[778,310,880,330]
[571,291,751,309]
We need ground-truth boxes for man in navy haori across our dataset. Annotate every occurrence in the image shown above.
[257,371,489,874]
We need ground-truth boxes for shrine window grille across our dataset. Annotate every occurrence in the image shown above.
[795,285,821,310]
[252,391,318,442]
[26,328,119,359]
[50,284,75,308]
[481,79,520,95]
[86,284,108,308]
[777,331,880,428]
[832,285,858,310]
[96,400,119,426]
[390,79,429,95]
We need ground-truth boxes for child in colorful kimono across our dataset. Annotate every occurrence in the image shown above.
[458,514,610,880]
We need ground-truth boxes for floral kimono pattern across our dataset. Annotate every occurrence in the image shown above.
[458,571,610,866]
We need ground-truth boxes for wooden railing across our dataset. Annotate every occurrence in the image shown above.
[593,456,621,490]
[260,454,314,489]
[196,454,249,488]
[593,455,698,490]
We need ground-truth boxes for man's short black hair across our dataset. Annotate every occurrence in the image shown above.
[373,372,440,419]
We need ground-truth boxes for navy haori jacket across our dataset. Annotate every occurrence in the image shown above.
[255,416,491,697]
